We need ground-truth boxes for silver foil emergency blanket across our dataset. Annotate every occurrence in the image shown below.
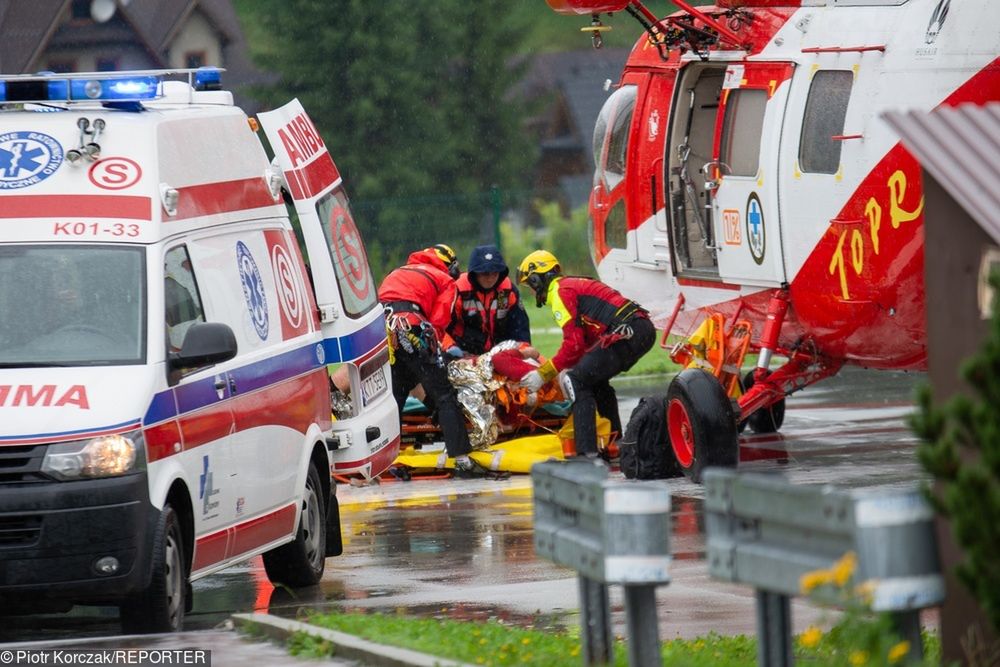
[447,340,520,449]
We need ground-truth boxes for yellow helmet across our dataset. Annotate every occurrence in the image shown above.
[517,250,561,306]
[432,243,460,279]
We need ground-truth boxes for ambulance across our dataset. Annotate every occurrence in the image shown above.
[0,69,399,632]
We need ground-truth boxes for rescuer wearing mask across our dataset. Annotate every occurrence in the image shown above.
[516,250,655,458]
[379,244,478,474]
[447,244,531,357]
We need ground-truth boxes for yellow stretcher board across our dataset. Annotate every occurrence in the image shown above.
[393,434,565,475]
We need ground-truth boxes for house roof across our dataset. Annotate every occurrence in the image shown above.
[520,48,631,166]
[883,104,1000,245]
[0,0,69,73]
[0,0,266,111]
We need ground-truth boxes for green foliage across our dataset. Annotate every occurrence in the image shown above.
[288,610,939,667]
[796,553,940,666]
[910,273,1000,633]
[502,201,596,279]
[236,0,537,278]
[287,630,336,659]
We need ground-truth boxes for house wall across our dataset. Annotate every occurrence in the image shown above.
[167,10,223,69]
[923,171,998,663]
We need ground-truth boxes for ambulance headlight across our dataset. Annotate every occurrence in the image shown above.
[42,431,144,481]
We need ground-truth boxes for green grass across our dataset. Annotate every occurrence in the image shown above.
[286,611,941,667]
[525,303,682,378]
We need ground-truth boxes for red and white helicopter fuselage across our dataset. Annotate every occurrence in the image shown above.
[549,0,999,479]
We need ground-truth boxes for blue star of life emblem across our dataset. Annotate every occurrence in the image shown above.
[237,241,269,340]
[0,131,63,189]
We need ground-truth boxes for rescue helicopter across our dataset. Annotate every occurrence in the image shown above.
[545,0,1000,481]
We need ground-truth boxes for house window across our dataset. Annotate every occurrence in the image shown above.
[185,51,207,69]
[96,57,119,72]
[799,71,854,174]
[47,60,77,74]
[719,88,767,177]
[71,0,91,19]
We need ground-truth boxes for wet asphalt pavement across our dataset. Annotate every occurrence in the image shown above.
[1,367,929,662]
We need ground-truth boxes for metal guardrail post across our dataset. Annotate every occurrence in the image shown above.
[579,575,613,664]
[756,590,792,667]
[705,469,943,667]
[533,459,671,667]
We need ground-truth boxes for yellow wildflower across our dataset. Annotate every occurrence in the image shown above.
[521,638,531,645]
[799,625,823,648]
[888,640,910,664]
[850,649,869,666]
[800,569,834,594]
[854,580,877,605]
[833,551,858,587]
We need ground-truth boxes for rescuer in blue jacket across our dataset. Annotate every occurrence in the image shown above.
[447,245,531,357]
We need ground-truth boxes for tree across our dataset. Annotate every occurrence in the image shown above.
[237,0,537,278]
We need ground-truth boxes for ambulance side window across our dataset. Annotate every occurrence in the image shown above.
[315,189,378,318]
[164,246,205,352]
[799,71,853,174]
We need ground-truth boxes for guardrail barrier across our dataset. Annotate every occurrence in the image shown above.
[704,468,943,667]
[532,459,672,667]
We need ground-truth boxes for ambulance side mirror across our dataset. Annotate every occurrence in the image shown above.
[171,322,238,370]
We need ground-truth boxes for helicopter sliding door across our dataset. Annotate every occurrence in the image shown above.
[709,62,795,287]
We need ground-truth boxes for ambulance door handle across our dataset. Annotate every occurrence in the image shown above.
[228,375,238,395]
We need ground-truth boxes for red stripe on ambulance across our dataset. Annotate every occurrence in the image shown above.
[166,177,278,221]
[144,370,330,462]
[0,194,152,220]
[192,503,296,572]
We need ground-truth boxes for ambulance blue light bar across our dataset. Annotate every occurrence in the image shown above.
[0,74,160,103]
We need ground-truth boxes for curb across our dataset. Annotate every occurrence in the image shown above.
[231,613,477,667]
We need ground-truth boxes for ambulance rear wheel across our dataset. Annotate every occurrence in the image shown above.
[741,370,786,434]
[263,463,326,587]
[120,504,187,634]
[666,369,738,483]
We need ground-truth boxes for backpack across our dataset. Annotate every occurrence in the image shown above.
[619,394,681,479]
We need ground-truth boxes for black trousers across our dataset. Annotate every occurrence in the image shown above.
[567,317,656,455]
[391,347,472,458]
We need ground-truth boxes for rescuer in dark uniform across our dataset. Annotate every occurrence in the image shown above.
[447,244,531,357]
[379,244,477,473]
[516,250,655,457]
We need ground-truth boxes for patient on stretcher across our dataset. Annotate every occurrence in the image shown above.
[404,340,567,449]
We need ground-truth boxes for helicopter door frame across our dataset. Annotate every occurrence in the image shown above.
[709,61,795,287]
[664,62,728,280]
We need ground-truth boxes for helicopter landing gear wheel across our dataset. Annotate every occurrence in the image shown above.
[666,368,738,483]
[740,370,786,434]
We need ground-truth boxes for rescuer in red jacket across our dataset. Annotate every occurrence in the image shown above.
[379,244,476,472]
[448,244,531,356]
[517,250,655,457]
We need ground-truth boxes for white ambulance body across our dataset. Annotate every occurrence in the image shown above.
[0,70,399,632]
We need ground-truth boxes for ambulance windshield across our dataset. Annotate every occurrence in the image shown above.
[0,245,145,367]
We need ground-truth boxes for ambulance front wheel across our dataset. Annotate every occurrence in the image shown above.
[120,504,187,634]
[263,462,327,587]
[666,369,738,483]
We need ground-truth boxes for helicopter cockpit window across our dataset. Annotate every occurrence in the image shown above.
[593,84,637,191]
[719,89,767,177]
[799,71,854,174]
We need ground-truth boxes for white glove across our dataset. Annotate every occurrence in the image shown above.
[520,370,544,393]
[558,370,576,402]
